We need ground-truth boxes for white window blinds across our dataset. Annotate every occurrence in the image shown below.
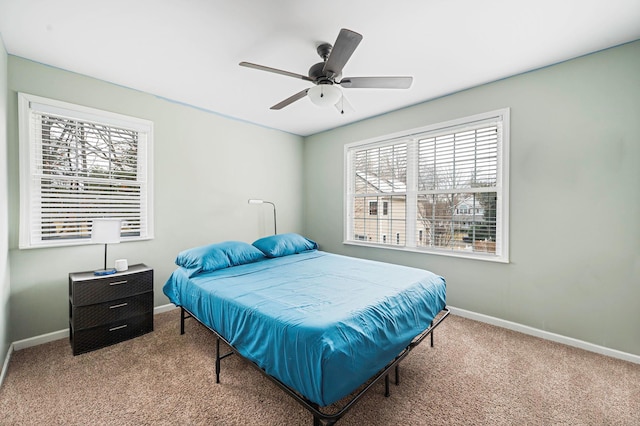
[345,109,509,262]
[416,120,501,255]
[351,142,407,245]
[19,93,154,248]
[418,124,498,191]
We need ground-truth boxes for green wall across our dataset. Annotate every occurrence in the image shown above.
[0,36,9,362]
[6,56,304,341]
[304,41,640,356]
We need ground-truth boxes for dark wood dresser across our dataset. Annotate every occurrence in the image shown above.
[69,264,153,355]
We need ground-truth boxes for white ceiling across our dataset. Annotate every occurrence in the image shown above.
[1,0,639,136]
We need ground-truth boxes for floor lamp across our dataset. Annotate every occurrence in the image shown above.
[248,199,277,235]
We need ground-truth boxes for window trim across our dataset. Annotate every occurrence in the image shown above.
[18,93,154,249]
[344,109,510,263]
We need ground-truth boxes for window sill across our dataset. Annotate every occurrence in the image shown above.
[342,240,509,263]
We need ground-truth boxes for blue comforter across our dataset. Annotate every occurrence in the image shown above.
[163,251,446,406]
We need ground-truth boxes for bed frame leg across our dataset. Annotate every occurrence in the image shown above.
[384,374,390,397]
[215,338,221,384]
[430,320,434,347]
[180,307,186,335]
[395,364,400,385]
[312,415,336,426]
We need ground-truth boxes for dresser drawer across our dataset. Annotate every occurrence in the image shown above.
[70,313,153,356]
[71,292,153,330]
[70,267,153,306]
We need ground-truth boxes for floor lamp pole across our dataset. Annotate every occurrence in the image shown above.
[248,199,277,235]
[264,201,277,235]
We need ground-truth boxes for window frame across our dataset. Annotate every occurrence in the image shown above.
[344,109,510,263]
[18,93,154,249]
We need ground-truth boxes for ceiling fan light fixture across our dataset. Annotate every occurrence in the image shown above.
[308,84,342,107]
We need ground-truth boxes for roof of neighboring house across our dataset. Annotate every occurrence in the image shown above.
[356,172,407,193]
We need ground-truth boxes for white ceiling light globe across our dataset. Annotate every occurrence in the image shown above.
[308,84,342,107]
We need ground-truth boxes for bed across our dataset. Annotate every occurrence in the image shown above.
[163,233,448,425]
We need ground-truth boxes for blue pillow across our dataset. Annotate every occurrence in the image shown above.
[222,241,266,266]
[252,233,318,258]
[176,241,265,277]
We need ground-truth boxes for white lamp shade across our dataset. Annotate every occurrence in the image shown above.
[248,199,264,204]
[308,84,341,107]
[91,219,122,244]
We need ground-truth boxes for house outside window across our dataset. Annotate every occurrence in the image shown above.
[18,93,154,249]
[345,109,509,262]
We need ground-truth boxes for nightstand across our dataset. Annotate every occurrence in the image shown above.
[69,264,154,355]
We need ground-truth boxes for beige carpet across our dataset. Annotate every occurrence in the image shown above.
[1,308,638,425]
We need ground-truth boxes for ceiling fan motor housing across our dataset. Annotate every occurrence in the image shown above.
[309,62,340,84]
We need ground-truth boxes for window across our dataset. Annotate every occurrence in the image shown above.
[345,109,509,262]
[18,93,154,249]
[369,201,378,216]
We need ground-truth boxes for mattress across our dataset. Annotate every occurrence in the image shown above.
[163,250,446,406]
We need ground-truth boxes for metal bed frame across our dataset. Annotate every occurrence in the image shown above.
[179,305,450,426]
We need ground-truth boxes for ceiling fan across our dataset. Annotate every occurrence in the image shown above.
[239,28,413,113]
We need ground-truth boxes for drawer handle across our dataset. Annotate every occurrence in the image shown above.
[109,324,128,332]
[109,303,128,309]
[109,280,128,286]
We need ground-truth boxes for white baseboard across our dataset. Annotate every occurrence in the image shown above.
[154,303,177,314]
[448,306,640,365]
[12,328,69,351]
[0,343,13,390]
[12,303,177,351]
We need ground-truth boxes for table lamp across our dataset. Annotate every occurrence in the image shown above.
[92,218,122,275]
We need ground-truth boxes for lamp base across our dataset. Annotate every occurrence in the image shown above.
[93,268,117,276]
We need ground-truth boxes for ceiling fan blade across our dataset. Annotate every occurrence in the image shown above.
[270,88,310,110]
[322,29,363,78]
[339,76,413,89]
[334,93,355,115]
[239,62,315,82]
